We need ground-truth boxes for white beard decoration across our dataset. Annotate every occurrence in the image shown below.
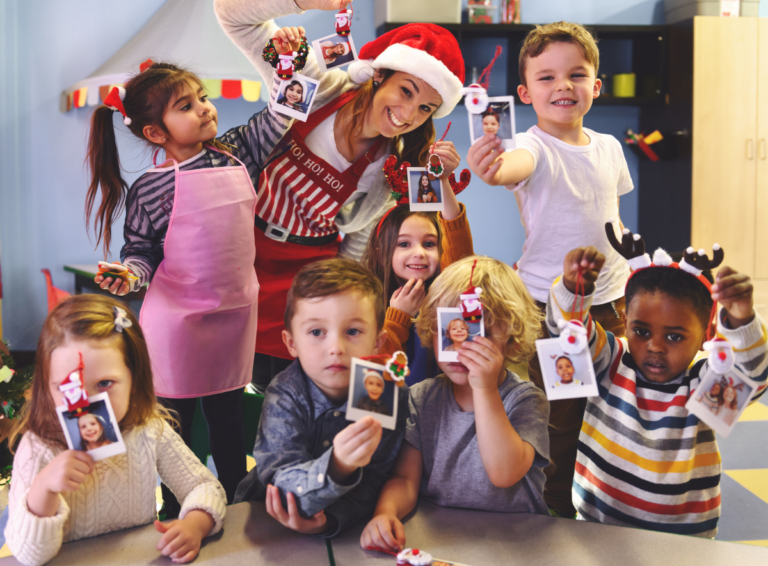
[703,338,735,374]
[558,319,588,355]
[460,83,489,114]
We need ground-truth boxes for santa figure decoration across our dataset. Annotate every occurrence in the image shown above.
[276,52,296,80]
[704,337,735,375]
[460,45,502,115]
[396,548,433,566]
[335,7,352,36]
[460,259,483,323]
[557,319,588,355]
[58,353,90,417]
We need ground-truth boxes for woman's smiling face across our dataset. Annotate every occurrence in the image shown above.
[286,83,303,104]
[369,72,442,138]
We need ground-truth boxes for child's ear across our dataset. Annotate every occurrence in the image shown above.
[374,329,387,353]
[282,329,299,358]
[143,125,166,145]
[517,84,532,105]
[593,77,602,99]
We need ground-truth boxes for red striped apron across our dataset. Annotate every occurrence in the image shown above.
[255,91,385,358]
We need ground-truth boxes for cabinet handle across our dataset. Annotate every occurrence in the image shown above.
[760,139,767,161]
[746,139,755,161]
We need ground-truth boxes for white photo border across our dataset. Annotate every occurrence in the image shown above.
[468,96,516,150]
[535,337,599,401]
[407,167,445,212]
[56,392,126,461]
[346,359,398,430]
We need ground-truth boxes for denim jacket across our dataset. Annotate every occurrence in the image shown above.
[235,360,408,537]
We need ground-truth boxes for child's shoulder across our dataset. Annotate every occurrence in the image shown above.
[582,127,623,153]
[408,376,451,408]
[499,371,548,411]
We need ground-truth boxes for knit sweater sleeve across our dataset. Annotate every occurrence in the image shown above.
[380,307,414,357]
[214,0,352,109]
[438,203,473,269]
[4,434,69,566]
[155,421,227,535]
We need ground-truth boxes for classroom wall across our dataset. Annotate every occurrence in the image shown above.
[0,0,686,349]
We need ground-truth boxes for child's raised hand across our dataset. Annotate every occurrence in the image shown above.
[273,26,306,54]
[563,246,605,295]
[391,278,425,317]
[360,514,405,553]
[154,510,214,563]
[265,484,327,535]
[330,416,383,482]
[467,134,505,185]
[712,266,755,328]
[430,141,461,178]
[38,450,94,495]
[458,335,505,391]
[94,261,130,296]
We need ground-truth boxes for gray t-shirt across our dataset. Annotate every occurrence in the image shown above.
[406,370,550,514]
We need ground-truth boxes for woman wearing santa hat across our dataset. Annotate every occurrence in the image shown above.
[216,0,466,388]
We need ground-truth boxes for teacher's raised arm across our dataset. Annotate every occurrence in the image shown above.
[215,0,465,387]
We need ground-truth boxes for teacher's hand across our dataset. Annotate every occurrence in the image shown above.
[273,26,306,54]
[295,0,351,12]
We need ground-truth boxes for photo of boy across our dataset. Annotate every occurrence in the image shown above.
[554,356,578,386]
[468,98,515,149]
[312,33,358,72]
[235,258,408,538]
[444,318,469,352]
[438,307,484,362]
[356,369,391,416]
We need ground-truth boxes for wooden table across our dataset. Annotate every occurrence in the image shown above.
[0,502,328,565]
[329,500,768,566]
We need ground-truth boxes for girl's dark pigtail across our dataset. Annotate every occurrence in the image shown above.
[85,105,128,258]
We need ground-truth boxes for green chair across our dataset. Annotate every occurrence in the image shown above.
[190,384,264,465]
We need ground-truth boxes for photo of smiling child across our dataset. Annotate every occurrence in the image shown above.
[56,392,126,461]
[535,338,598,401]
[77,413,112,451]
[688,373,756,436]
[468,97,516,149]
[270,74,320,122]
[407,167,444,212]
[356,369,391,415]
[437,307,484,362]
[555,355,581,386]
[312,33,358,72]
[347,359,398,430]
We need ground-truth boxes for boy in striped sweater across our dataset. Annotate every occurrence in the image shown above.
[546,231,767,537]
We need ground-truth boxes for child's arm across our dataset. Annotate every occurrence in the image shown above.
[155,421,227,562]
[359,442,423,553]
[467,134,534,187]
[458,337,538,487]
[379,306,416,357]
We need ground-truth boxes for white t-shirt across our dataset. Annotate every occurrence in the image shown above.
[304,110,387,207]
[507,125,633,303]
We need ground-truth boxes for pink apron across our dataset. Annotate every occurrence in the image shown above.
[140,148,259,398]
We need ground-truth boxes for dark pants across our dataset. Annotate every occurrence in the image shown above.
[251,352,293,394]
[159,387,247,507]
[528,297,626,517]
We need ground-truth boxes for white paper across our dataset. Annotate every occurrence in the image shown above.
[535,337,599,401]
[720,0,740,17]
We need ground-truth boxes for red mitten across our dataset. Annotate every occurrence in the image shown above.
[449,168,471,196]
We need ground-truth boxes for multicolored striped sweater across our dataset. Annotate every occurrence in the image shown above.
[546,277,768,538]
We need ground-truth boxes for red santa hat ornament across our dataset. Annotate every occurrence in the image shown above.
[557,319,588,354]
[335,6,352,36]
[104,86,131,125]
[58,353,90,416]
[460,46,503,115]
[703,337,735,374]
[460,259,483,323]
[347,23,465,118]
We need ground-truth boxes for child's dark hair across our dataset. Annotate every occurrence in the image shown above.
[284,258,386,331]
[361,206,443,304]
[277,80,304,106]
[85,62,231,257]
[625,266,714,330]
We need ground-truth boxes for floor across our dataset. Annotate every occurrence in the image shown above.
[0,397,766,556]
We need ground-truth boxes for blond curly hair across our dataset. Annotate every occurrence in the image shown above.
[416,256,542,366]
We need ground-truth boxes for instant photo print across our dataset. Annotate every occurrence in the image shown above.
[347,358,398,430]
[685,372,758,437]
[270,73,320,122]
[407,167,444,212]
[437,307,485,362]
[56,392,126,461]
[313,33,358,72]
[468,96,516,150]
[535,337,599,401]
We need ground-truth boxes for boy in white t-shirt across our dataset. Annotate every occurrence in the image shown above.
[467,21,632,518]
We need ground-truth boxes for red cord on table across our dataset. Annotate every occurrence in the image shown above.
[365,546,398,556]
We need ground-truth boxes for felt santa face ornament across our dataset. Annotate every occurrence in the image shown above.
[557,319,588,355]
[335,8,352,36]
[276,52,296,80]
[461,83,489,114]
[703,338,735,375]
[58,353,90,417]
[397,548,433,566]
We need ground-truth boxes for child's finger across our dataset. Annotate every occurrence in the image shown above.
[379,521,401,551]
[716,265,738,280]
[172,549,198,564]
[286,491,302,524]
[269,486,290,524]
[154,520,170,534]
[156,523,178,551]
[713,281,753,301]
[99,276,114,290]
[393,519,406,548]
[160,530,185,557]
[391,287,403,301]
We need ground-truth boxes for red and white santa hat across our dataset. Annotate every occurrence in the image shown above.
[348,24,465,118]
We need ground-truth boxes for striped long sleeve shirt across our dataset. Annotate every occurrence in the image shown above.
[120,77,290,286]
[546,277,768,538]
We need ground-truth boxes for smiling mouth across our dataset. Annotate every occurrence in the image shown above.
[406,264,428,270]
[552,100,577,106]
[387,108,406,128]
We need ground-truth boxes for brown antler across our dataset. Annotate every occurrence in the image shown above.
[683,244,724,272]
[605,222,646,260]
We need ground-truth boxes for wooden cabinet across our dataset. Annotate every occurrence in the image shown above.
[691,17,767,281]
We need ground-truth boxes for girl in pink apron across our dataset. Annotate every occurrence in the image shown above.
[216,0,467,389]
[84,61,290,508]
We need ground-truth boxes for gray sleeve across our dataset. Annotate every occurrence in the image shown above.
[404,388,423,452]
[504,384,550,468]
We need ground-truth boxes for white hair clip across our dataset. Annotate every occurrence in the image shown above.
[113,306,133,333]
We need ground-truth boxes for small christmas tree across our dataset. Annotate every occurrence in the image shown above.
[0,341,34,485]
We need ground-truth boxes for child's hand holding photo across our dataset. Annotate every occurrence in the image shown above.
[562,245,606,295]
[26,450,94,518]
[711,265,754,327]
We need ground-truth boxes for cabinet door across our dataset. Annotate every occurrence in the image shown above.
[756,18,768,279]
[692,17,758,276]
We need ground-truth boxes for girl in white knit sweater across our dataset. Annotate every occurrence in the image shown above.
[5,295,226,566]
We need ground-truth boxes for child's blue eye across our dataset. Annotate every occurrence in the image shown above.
[97,380,114,389]
[310,329,323,337]
[347,328,362,336]
[424,241,436,248]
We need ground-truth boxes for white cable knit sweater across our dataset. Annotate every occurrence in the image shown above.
[4,420,226,566]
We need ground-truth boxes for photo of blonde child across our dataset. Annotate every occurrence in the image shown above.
[77,413,113,451]
[444,318,470,352]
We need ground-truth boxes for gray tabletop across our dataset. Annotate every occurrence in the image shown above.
[330,500,768,566]
[0,502,327,565]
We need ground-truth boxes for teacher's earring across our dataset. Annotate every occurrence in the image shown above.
[373,80,380,89]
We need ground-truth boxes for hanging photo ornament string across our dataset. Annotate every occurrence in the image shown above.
[558,267,589,355]
[427,122,452,179]
[460,259,483,323]
[461,45,503,114]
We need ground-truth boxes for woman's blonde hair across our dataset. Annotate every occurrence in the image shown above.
[416,256,542,366]
[9,294,172,450]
